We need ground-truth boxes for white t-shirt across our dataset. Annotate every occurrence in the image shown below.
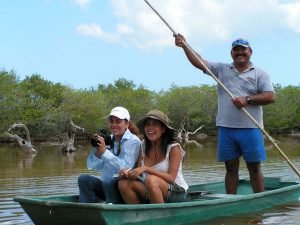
[141,141,188,191]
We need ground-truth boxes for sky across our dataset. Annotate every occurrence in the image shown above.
[1,0,300,92]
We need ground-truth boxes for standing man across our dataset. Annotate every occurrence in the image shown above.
[175,35,275,194]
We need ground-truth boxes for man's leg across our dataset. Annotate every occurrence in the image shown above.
[246,162,264,193]
[78,174,105,203]
[238,129,265,193]
[225,158,240,194]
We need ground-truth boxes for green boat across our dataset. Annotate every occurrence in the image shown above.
[14,177,300,225]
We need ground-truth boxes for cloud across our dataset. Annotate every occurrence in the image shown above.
[76,0,300,49]
[280,1,300,33]
[76,23,120,43]
[74,0,92,8]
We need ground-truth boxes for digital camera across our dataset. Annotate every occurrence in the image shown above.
[90,128,113,147]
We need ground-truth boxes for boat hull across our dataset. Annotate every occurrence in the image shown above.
[14,178,300,225]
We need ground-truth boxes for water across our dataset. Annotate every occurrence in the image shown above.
[0,136,300,225]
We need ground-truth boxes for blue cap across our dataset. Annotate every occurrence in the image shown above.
[232,38,250,49]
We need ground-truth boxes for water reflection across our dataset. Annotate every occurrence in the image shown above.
[61,152,76,169]
[0,137,299,225]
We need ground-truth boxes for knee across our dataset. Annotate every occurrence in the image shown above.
[248,167,261,175]
[225,159,239,174]
[226,167,238,174]
[102,178,116,186]
[247,163,262,175]
[144,175,159,190]
[78,174,95,189]
[118,179,129,193]
[78,174,89,186]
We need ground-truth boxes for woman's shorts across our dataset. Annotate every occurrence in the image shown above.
[166,183,186,203]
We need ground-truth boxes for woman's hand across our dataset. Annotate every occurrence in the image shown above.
[94,135,107,157]
[127,167,145,180]
[119,168,132,179]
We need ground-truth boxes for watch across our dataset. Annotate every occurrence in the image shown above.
[246,96,252,104]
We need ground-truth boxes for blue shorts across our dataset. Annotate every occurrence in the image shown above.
[218,127,266,163]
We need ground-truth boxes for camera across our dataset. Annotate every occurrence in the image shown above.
[91,128,113,147]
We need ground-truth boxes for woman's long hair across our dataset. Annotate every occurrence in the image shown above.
[128,121,142,138]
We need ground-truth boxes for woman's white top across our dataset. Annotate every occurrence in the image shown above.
[141,141,188,191]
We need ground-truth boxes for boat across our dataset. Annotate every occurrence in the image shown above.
[14,177,300,225]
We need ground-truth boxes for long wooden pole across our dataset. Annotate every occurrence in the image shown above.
[144,0,300,177]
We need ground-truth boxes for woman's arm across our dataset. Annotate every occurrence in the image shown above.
[127,145,182,184]
[86,148,105,170]
[119,149,143,178]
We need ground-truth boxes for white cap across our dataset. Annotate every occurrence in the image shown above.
[109,107,130,121]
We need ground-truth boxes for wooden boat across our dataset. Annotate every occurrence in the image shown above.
[14,177,300,225]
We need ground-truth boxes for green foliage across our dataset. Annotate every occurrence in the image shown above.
[97,78,157,122]
[0,70,299,139]
[156,84,217,134]
[0,70,21,131]
[264,85,300,133]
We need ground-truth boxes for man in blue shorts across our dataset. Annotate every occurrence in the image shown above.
[175,35,275,194]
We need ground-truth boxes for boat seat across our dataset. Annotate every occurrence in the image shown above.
[202,193,242,199]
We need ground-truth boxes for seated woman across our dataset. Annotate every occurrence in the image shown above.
[78,106,141,204]
[118,109,188,204]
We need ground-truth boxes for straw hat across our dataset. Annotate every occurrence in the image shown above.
[137,109,174,131]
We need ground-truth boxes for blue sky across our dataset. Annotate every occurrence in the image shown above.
[1,0,300,91]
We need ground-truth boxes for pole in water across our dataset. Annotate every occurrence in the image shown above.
[143,0,300,178]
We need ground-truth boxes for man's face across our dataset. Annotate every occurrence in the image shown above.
[231,46,252,66]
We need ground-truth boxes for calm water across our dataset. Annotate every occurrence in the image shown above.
[0,136,300,225]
